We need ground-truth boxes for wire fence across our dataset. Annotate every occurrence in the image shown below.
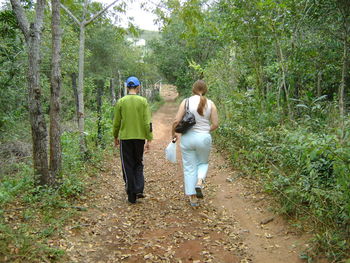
[139,81,161,102]
[112,80,161,103]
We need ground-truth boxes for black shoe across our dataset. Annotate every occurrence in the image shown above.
[128,193,137,204]
[195,186,204,199]
[136,193,145,199]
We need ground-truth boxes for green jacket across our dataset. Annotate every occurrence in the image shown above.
[113,95,153,141]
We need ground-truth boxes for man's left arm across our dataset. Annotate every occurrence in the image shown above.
[143,100,153,141]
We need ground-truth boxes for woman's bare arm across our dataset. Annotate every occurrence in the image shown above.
[210,102,219,132]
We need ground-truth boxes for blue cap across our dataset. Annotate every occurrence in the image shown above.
[126,76,140,87]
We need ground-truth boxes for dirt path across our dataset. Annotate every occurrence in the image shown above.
[59,85,308,262]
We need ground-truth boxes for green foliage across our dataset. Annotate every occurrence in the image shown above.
[149,93,165,112]
[86,23,123,78]
[304,230,349,262]
[149,1,221,93]
[85,99,113,147]
[61,131,85,171]
[0,164,34,206]
[213,98,350,259]
[0,8,27,131]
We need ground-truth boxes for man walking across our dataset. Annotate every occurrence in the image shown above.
[113,76,153,204]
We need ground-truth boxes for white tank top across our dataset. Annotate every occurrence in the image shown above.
[187,95,212,133]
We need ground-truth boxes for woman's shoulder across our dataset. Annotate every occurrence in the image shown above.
[206,97,214,105]
[189,95,201,101]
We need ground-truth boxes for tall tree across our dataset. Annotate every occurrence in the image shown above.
[50,0,62,179]
[336,0,350,126]
[10,0,50,184]
[10,0,64,185]
[60,0,119,156]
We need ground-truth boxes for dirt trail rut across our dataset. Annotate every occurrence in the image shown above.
[59,85,308,262]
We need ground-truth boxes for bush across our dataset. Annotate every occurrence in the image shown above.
[207,64,350,259]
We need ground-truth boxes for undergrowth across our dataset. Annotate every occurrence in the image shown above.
[212,90,350,262]
[0,131,106,262]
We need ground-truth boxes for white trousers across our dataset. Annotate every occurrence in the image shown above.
[180,131,212,195]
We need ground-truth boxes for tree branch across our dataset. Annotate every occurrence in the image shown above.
[60,3,81,26]
[84,0,118,26]
[35,0,46,33]
[294,0,314,34]
[10,0,30,40]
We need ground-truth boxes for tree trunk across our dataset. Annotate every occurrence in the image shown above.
[317,71,322,97]
[293,75,300,100]
[71,72,79,123]
[118,70,122,98]
[49,0,62,181]
[11,0,50,185]
[110,78,116,105]
[339,36,348,144]
[143,80,147,97]
[274,33,292,120]
[28,23,50,185]
[96,79,104,145]
[339,39,348,118]
[77,23,88,156]
[254,37,265,98]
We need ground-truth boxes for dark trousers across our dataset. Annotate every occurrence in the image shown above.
[120,139,145,195]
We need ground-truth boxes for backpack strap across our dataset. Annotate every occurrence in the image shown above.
[185,98,189,110]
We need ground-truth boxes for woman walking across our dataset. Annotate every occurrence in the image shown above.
[172,80,219,207]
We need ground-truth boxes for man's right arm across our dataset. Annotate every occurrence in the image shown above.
[113,102,121,140]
